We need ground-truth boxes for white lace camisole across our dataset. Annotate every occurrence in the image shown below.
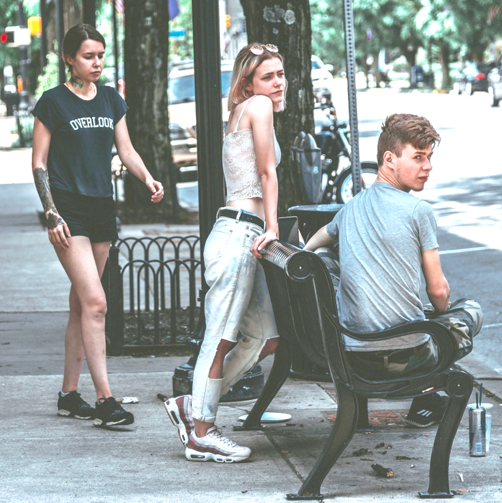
[222,97,281,202]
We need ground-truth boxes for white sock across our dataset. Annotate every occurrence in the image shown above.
[60,391,70,397]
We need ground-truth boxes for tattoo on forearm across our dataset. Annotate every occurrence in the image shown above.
[34,167,58,214]
[47,212,62,230]
[70,75,84,89]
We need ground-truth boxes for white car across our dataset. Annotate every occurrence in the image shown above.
[168,61,233,181]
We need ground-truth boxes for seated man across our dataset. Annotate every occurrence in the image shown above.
[304,113,483,427]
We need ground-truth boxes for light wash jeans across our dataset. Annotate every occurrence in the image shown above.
[192,210,279,423]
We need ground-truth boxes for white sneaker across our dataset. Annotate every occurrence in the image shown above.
[164,395,194,446]
[185,426,252,463]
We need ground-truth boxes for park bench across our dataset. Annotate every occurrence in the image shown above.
[236,239,473,500]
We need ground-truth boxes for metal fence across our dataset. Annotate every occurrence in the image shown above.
[103,235,202,355]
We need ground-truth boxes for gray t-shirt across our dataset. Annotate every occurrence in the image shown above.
[326,182,438,351]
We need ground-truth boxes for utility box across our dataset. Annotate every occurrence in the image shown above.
[291,132,322,204]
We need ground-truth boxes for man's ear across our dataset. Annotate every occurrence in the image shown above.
[383,151,394,169]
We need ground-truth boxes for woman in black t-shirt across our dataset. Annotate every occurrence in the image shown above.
[32,24,164,427]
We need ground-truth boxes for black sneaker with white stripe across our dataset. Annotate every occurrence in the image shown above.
[57,391,95,420]
[94,397,134,427]
[404,393,447,428]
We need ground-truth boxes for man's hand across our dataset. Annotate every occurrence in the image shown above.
[146,179,164,203]
[46,211,71,249]
[251,230,277,259]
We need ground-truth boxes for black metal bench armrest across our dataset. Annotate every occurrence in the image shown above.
[338,319,459,370]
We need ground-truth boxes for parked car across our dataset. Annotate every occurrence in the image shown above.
[487,59,502,106]
[168,60,233,182]
[453,62,492,95]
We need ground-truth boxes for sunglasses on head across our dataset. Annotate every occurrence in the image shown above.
[249,44,279,55]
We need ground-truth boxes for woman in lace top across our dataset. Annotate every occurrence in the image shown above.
[165,44,286,463]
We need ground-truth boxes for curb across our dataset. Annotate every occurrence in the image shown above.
[454,353,502,403]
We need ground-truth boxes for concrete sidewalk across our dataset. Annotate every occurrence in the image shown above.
[0,171,501,502]
[1,313,501,503]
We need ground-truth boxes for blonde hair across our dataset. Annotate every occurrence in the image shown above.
[228,43,287,112]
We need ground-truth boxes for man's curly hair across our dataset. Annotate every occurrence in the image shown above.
[377,113,441,167]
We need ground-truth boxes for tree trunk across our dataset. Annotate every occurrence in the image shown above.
[402,45,417,86]
[439,39,450,90]
[241,0,314,216]
[123,0,175,222]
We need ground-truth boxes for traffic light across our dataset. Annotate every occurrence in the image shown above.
[225,15,231,29]
[0,31,15,45]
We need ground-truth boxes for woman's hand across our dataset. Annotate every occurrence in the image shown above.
[46,211,71,249]
[251,229,277,259]
[146,179,164,203]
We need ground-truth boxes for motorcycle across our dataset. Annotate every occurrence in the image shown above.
[314,102,378,204]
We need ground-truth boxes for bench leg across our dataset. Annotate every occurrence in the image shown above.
[356,396,371,431]
[234,339,292,431]
[418,370,473,499]
[287,383,358,500]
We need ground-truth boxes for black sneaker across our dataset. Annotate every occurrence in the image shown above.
[94,397,134,427]
[404,393,448,428]
[57,391,95,420]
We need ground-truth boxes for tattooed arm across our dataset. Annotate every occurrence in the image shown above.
[32,118,71,248]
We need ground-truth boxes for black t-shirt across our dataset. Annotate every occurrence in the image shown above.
[32,84,128,197]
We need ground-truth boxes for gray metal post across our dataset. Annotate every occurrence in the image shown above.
[55,0,65,84]
[343,0,362,196]
[17,1,29,110]
[192,0,225,249]
[40,0,47,73]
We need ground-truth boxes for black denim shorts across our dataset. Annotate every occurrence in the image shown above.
[52,187,118,243]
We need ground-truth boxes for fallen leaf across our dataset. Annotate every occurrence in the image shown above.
[281,451,289,454]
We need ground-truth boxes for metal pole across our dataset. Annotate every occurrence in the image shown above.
[17,1,30,110]
[55,0,66,84]
[112,0,119,90]
[192,0,225,249]
[40,0,47,73]
[343,0,362,196]
[82,0,96,27]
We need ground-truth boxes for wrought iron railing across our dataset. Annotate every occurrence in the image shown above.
[103,235,202,355]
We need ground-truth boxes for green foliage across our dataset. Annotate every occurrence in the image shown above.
[169,0,193,61]
[311,0,502,87]
[34,51,60,98]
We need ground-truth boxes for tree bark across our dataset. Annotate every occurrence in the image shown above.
[240,0,314,216]
[439,39,450,90]
[123,0,174,222]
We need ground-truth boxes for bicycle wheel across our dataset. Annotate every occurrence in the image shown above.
[335,162,379,204]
